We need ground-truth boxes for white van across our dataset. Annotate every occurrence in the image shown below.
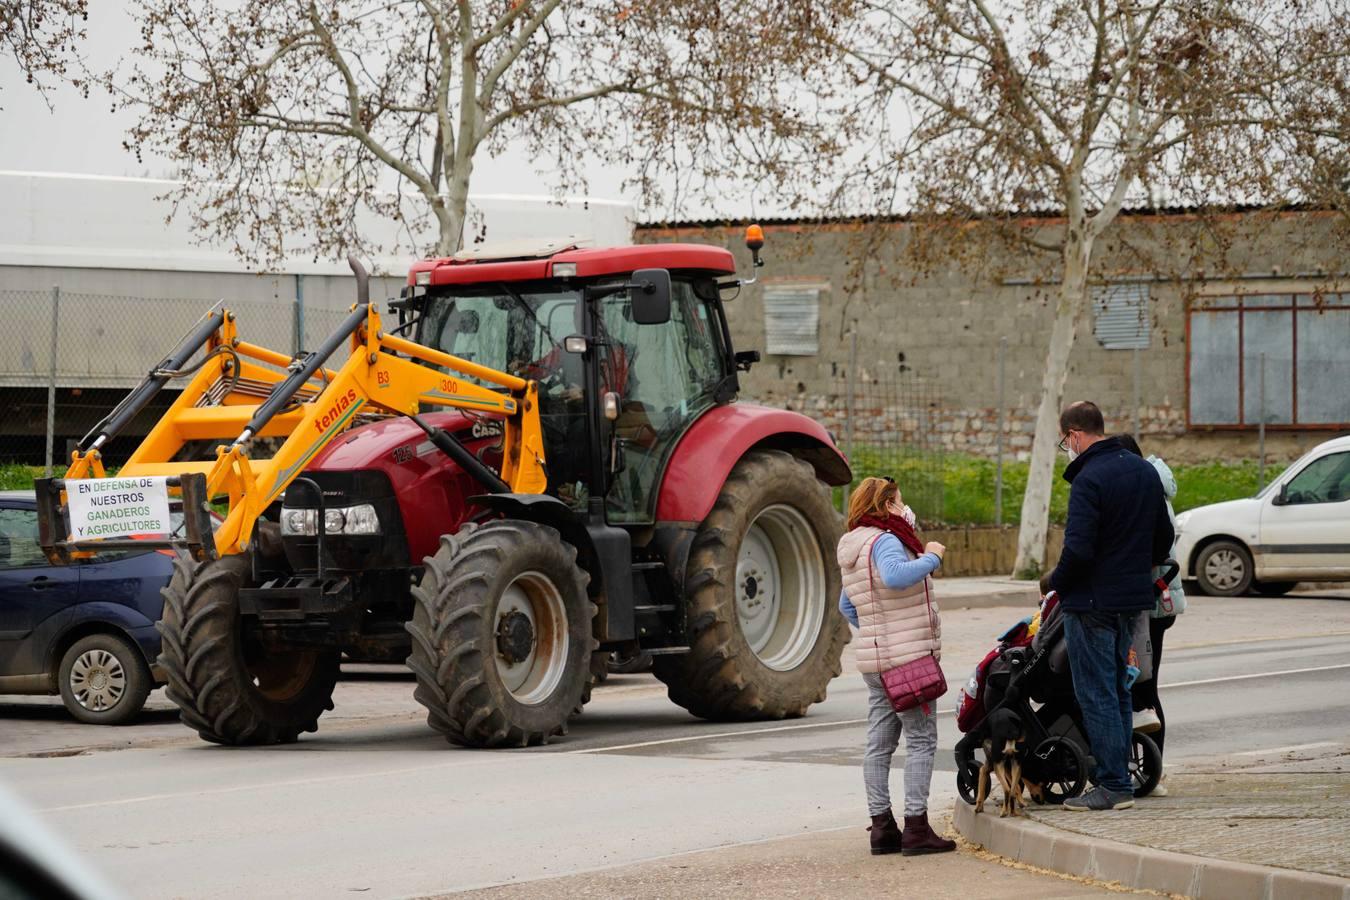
[1174,435,1350,596]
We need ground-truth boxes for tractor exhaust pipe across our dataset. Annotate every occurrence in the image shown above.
[348,254,370,305]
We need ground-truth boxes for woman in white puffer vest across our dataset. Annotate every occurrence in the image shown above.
[838,476,956,857]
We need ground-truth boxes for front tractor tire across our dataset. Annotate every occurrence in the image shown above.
[407,521,595,748]
[653,450,849,721]
[157,554,340,745]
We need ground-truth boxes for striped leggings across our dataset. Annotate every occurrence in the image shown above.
[862,672,939,817]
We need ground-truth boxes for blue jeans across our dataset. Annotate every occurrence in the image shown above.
[1064,609,1139,794]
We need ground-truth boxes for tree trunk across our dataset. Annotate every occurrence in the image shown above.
[1012,234,1092,579]
[434,155,473,256]
[433,191,467,257]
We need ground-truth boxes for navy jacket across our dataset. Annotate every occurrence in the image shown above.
[1047,437,1174,614]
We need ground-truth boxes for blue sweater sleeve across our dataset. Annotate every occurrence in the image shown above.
[873,534,941,589]
[838,590,858,627]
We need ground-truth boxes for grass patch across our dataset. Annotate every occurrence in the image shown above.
[842,449,1285,526]
[0,464,43,491]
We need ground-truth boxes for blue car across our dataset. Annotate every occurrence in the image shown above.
[0,490,212,725]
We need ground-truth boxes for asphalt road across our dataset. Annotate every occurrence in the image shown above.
[1,591,1347,898]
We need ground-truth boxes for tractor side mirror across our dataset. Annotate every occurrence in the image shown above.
[629,269,671,325]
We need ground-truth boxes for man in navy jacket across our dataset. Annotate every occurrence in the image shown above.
[1044,401,1173,811]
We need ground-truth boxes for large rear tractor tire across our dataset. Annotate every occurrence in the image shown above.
[407,521,595,748]
[157,554,340,745]
[653,450,848,721]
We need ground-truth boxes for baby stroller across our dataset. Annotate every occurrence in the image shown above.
[953,562,1179,806]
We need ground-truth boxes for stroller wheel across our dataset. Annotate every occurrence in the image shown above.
[1028,736,1088,804]
[956,756,983,806]
[1130,732,1163,797]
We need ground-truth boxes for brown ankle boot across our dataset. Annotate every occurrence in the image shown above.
[869,809,903,855]
[901,812,957,855]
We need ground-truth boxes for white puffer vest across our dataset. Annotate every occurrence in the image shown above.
[838,526,942,675]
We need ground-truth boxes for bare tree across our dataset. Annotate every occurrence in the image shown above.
[115,0,831,264]
[0,0,88,107]
[818,0,1349,577]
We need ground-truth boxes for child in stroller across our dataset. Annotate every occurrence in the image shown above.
[954,562,1179,808]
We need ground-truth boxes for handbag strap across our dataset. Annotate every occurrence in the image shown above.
[922,578,938,652]
[865,534,883,672]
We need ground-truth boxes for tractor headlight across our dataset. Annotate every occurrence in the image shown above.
[280,504,381,536]
[340,504,381,535]
[281,508,316,536]
[324,508,347,534]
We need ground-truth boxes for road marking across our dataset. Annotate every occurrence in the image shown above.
[569,707,959,755]
[577,662,1350,756]
[1160,662,1350,690]
[1232,741,1338,757]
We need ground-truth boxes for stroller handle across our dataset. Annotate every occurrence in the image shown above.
[1157,558,1180,587]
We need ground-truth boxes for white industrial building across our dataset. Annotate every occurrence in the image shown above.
[0,171,634,461]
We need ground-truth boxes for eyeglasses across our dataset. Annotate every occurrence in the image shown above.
[1057,431,1077,453]
[881,476,895,484]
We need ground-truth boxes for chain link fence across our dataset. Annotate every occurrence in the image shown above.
[830,371,946,525]
[0,288,365,480]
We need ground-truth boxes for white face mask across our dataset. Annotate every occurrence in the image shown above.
[1067,448,1078,462]
[901,504,917,526]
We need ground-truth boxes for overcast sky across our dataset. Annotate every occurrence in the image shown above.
[0,3,633,202]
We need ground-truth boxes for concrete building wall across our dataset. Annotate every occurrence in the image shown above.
[640,211,1349,463]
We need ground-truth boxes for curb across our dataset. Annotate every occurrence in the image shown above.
[938,585,1040,610]
[952,800,1350,900]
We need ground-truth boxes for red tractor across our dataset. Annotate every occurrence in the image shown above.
[37,228,852,748]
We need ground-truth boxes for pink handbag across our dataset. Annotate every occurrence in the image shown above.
[867,538,947,714]
[881,650,947,715]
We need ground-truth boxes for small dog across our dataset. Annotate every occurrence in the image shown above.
[975,708,1031,817]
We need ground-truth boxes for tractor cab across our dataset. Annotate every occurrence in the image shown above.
[400,239,756,525]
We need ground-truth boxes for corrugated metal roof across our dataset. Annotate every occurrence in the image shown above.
[637,202,1326,232]
[1093,283,1150,350]
[764,286,820,355]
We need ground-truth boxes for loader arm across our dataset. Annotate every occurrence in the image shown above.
[41,301,546,562]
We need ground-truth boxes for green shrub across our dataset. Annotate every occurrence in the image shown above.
[0,464,41,492]
[840,449,1285,526]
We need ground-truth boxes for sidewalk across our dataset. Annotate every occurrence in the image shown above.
[954,743,1350,899]
[458,815,1129,899]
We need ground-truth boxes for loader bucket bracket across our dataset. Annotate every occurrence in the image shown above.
[35,473,219,565]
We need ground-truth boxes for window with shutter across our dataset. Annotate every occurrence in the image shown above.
[762,285,822,356]
[1092,283,1150,350]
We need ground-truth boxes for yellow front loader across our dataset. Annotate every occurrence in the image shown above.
[38,258,547,564]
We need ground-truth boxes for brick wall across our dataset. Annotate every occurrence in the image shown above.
[640,211,1346,464]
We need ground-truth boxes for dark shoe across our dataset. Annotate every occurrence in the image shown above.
[869,809,902,855]
[1063,786,1134,811]
[901,812,957,855]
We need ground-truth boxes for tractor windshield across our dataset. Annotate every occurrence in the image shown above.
[419,283,581,390]
[419,284,590,502]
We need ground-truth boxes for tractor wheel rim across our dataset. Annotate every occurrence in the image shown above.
[1205,549,1244,591]
[70,649,127,712]
[248,649,320,702]
[736,504,826,672]
[495,571,568,705]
